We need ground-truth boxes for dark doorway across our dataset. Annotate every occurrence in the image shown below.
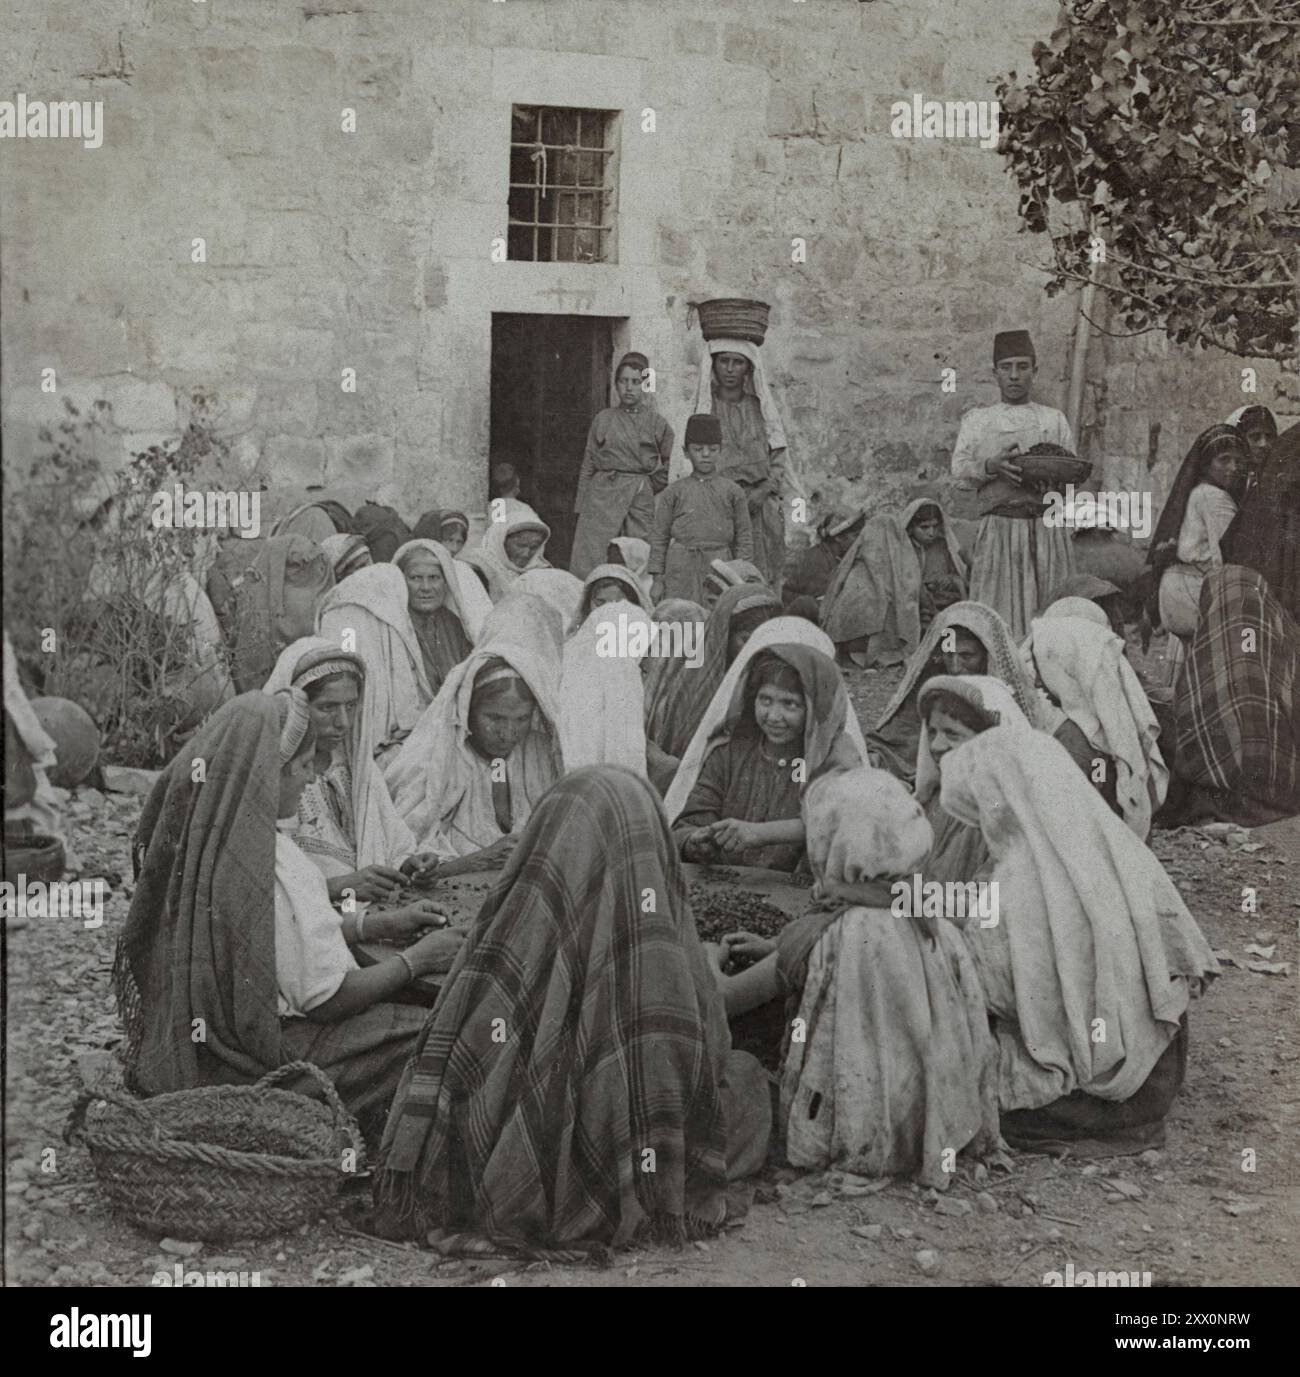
[489,313,617,569]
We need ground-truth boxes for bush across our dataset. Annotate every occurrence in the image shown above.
[3,399,237,767]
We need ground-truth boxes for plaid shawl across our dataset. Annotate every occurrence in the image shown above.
[374,766,733,1251]
[1174,565,1299,814]
[115,694,283,1095]
[644,582,780,759]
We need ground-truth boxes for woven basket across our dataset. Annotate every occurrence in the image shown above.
[1017,454,1092,487]
[65,1062,364,1242]
[695,298,770,345]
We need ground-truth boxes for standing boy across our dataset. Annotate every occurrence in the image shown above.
[650,415,753,604]
[950,329,1075,637]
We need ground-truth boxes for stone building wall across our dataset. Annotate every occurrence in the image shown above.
[2,0,1292,539]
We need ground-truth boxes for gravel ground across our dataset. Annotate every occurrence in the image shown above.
[5,666,1297,1288]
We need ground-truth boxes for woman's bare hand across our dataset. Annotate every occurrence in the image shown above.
[404,927,466,977]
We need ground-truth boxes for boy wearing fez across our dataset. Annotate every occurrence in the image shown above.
[650,414,753,604]
[950,328,1076,638]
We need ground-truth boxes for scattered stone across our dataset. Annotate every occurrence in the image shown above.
[1253,931,1276,945]
[1245,959,1290,977]
[914,1248,941,1276]
[159,1238,202,1258]
[972,1163,989,1185]
[850,1224,883,1241]
[781,1199,810,1216]
[1139,1150,1162,1168]
[72,787,107,809]
[934,1196,973,1218]
[1081,1164,1101,1177]
[102,766,162,797]
[837,1176,889,1198]
[21,1218,45,1242]
[810,1190,834,1208]
[890,1226,914,1240]
[206,1255,247,1269]
[1244,942,1277,960]
[1222,1201,1263,1218]
[275,1251,287,1262]
[337,1264,374,1285]
[1106,1179,1143,1200]
[975,1192,999,1214]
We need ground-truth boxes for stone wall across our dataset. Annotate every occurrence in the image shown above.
[2,0,1292,539]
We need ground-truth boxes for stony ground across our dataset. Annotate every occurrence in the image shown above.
[5,665,1298,1288]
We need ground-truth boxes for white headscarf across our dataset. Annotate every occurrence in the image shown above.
[462,501,551,601]
[1023,615,1168,838]
[913,674,1031,804]
[392,537,492,642]
[559,599,651,776]
[662,616,869,823]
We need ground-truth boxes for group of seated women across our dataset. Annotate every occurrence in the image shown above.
[115,438,1300,1259]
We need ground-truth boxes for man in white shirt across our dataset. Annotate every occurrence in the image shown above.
[951,330,1076,637]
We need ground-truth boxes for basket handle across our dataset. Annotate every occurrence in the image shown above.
[64,1086,172,1146]
[258,1061,356,1141]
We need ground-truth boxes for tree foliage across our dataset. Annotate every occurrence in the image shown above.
[997,0,1299,359]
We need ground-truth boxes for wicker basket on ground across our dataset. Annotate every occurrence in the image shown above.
[65,1062,364,1242]
[694,298,771,345]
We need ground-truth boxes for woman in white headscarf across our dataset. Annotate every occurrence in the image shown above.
[1022,612,1167,838]
[709,768,999,1185]
[462,503,551,602]
[392,538,491,691]
[940,725,1218,1154]
[513,568,585,639]
[691,339,799,589]
[386,595,564,873]
[606,536,656,604]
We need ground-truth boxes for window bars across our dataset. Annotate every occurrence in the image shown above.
[508,105,618,263]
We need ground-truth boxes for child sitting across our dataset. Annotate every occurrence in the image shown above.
[649,414,753,604]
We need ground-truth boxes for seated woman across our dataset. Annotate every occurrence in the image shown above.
[644,582,781,765]
[606,536,656,604]
[392,538,491,694]
[701,557,765,612]
[1166,565,1300,827]
[1147,425,1245,643]
[1023,610,1167,836]
[373,766,770,1255]
[437,510,470,557]
[778,508,865,608]
[264,638,448,903]
[462,504,551,601]
[560,598,652,775]
[666,626,869,873]
[866,600,1047,783]
[318,564,435,769]
[940,724,1219,1155]
[1223,418,1300,624]
[114,692,463,1144]
[321,532,372,584]
[1044,574,1126,638]
[386,595,564,873]
[821,499,967,669]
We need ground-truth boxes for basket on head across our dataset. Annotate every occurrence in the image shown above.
[65,1062,364,1242]
[695,298,771,346]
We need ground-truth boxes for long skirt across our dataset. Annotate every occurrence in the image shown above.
[968,515,1075,640]
[748,492,786,590]
[1158,563,1205,639]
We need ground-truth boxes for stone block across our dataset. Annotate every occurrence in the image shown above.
[813,88,867,141]
[422,260,447,311]
[253,381,319,437]
[673,20,718,57]
[324,434,396,488]
[236,323,336,377]
[766,86,816,138]
[262,434,326,487]
[101,377,177,432]
[723,24,785,76]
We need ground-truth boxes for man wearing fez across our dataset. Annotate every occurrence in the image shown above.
[950,329,1076,637]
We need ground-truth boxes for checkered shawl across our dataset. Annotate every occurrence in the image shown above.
[1174,565,1299,813]
[374,766,732,1251]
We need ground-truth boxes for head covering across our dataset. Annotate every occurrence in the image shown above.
[393,538,492,642]
[913,673,1031,803]
[439,510,470,540]
[321,532,372,583]
[374,765,751,1248]
[386,594,564,854]
[1222,421,1300,621]
[616,351,649,375]
[513,569,585,641]
[354,503,413,563]
[273,686,311,762]
[462,501,552,601]
[993,329,1034,364]
[1046,573,1121,608]
[1024,616,1168,837]
[411,509,447,542]
[269,499,354,543]
[263,637,416,873]
[663,619,869,824]
[1173,564,1300,819]
[1226,404,1278,438]
[645,582,781,760]
[1147,425,1249,580]
[641,598,708,721]
[1041,595,1109,628]
[806,767,931,897]
[606,536,656,602]
[115,694,283,1095]
[579,564,650,625]
[207,534,335,692]
[821,508,866,540]
[560,600,651,775]
[684,413,723,447]
[940,725,1218,1107]
[317,564,434,762]
[821,498,968,656]
[875,601,1049,733]
[703,558,766,602]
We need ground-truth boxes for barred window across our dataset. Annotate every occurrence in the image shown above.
[508,105,618,264]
